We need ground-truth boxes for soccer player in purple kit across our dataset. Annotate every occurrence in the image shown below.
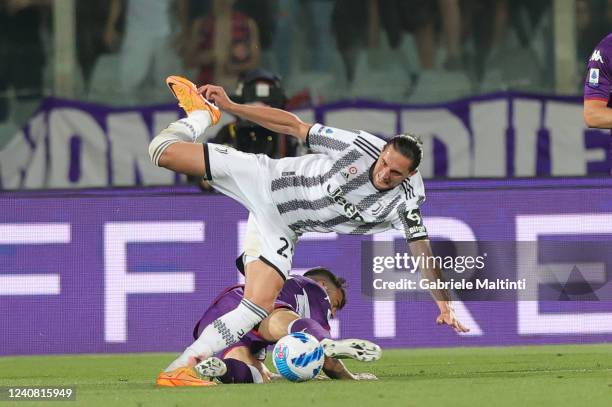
[156,267,380,386]
[584,33,612,158]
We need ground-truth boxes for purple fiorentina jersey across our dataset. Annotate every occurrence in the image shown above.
[193,275,332,355]
[584,33,612,106]
[276,275,332,331]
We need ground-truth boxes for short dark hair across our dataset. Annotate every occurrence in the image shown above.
[303,267,347,310]
[385,133,423,171]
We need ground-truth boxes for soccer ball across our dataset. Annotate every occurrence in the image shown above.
[272,332,325,382]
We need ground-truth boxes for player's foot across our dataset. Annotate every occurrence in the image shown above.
[166,75,221,124]
[320,338,382,362]
[163,352,199,373]
[156,366,217,387]
[194,357,227,379]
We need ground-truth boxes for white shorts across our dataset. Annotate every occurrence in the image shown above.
[204,143,297,279]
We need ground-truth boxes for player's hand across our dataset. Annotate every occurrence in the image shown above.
[260,369,275,383]
[354,372,378,381]
[436,309,470,333]
[256,360,276,383]
[197,84,233,110]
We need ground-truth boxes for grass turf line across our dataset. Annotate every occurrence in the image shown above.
[0,344,610,407]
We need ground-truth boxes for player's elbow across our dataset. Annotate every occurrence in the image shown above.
[287,121,310,142]
[583,100,609,128]
[583,108,597,128]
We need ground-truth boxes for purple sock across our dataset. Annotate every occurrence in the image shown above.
[289,318,331,341]
[218,358,256,384]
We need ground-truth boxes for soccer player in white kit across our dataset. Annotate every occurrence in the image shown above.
[149,76,469,378]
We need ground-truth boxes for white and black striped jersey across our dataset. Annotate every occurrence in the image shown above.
[268,124,428,242]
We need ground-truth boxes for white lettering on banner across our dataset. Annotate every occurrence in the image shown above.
[401,109,471,178]
[0,223,70,295]
[104,221,203,343]
[23,113,47,189]
[2,96,609,189]
[545,102,596,176]
[108,112,176,186]
[0,130,31,189]
[516,214,612,335]
[325,109,396,139]
[49,109,108,188]
[513,99,541,176]
[471,100,508,177]
[372,220,482,338]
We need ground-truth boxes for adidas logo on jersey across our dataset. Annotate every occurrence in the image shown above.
[590,50,603,63]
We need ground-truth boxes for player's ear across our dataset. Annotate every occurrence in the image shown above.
[319,279,333,294]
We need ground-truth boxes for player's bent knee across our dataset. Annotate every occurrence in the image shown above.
[148,133,179,167]
[149,141,207,177]
[258,309,299,342]
[156,144,175,168]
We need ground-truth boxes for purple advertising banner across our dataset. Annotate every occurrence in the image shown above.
[1,177,612,356]
[1,93,610,191]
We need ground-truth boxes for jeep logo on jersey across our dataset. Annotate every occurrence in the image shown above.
[590,50,603,63]
[326,184,364,221]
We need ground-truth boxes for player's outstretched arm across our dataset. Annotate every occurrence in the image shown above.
[408,239,470,334]
[584,99,612,128]
[198,84,311,142]
[322,357,377,381]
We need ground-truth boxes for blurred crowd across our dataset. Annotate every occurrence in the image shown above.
[1,0,611,138]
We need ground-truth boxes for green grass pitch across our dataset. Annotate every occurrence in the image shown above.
[1,344,610,406]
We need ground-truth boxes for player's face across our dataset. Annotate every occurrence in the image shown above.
[326,286,344,318]
[372,145,415,190]
[319,282,343,318]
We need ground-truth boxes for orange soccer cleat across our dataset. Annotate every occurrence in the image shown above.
[165,75,221,124]
[156,367,217,387]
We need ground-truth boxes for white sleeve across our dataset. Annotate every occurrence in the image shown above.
[306,123,360,158]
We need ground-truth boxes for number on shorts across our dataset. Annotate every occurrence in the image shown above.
[277,237,292,258]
